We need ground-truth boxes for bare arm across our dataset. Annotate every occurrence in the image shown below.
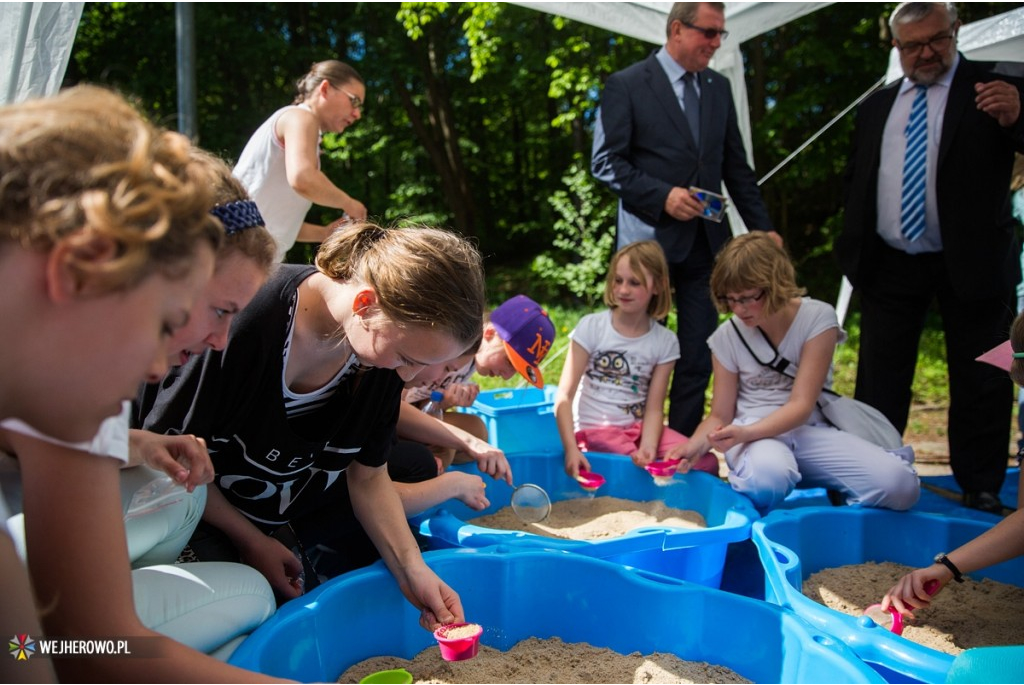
[702,328,836,454]
[277,109,366,219]
[635,361,673,466]
[554,340,590,478]
[396,402,511,484]
[201,485,304,601]
[13,431,290,683]
[347,460,464,631]
[0,530,55,683]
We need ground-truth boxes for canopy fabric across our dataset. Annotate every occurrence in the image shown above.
[0,2,83,105]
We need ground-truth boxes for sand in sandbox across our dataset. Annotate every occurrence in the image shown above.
[804,560,1024,654]
[469,496,706,540]
[337,636,751,684]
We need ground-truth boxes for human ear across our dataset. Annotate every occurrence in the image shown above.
[45,231,118,302]
[352,288,377,316]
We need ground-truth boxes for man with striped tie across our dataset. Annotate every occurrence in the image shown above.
[838,2,1024,514]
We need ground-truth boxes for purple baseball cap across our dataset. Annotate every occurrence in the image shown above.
[490,295,555,388]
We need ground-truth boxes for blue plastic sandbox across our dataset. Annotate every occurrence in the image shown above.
[228,547,884,683]
[752,507,1024,684]
[412,451,758,589]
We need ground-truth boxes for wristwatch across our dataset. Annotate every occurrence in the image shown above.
[934,553,965,583]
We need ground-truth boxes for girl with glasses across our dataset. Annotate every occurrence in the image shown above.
[235,60,368,263]
[668,232,920,513]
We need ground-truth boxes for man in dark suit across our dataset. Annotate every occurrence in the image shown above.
[591,1,776,437]
[838,2,1024,514]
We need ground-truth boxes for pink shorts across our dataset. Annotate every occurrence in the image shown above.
[574,421,719,476]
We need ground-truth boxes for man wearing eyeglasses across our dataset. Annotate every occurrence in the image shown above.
[838,2,1024,514]
[591,2,776,438]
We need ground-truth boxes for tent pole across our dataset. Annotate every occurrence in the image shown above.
[175,2,197,140]
[757,75,887,187]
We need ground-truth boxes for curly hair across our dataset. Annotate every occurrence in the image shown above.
[0,85,222,293]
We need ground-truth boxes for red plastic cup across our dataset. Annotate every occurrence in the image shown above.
[433,622,483,661]
[576,468,605,492]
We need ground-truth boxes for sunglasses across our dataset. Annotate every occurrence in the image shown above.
[682,20,729,41]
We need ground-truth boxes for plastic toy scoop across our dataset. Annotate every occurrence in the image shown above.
[359,668,413,684]
[863,580,939,635]
[433,622,483,661]
[510,483,551,523]
[576,468,606,492]
[645,458,682,485]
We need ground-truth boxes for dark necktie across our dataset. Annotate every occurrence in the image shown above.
[900,85,928,242]
[682,72,700,143]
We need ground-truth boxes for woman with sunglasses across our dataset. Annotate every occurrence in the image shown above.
[668,232,920,513]
[235,60,368,262]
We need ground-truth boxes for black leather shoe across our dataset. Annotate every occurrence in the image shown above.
[962,491,1004,514]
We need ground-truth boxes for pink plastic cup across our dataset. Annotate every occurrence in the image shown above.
[645,458,682,484]
[576,468,606,492]
[433,622,483,661]
[863,580,939,635]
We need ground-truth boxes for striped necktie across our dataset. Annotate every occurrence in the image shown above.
[900,85,928,242]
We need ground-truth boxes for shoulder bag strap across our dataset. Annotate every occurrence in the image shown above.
[727,319,840,398]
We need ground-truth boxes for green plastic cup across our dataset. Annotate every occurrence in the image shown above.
[359,667,413,684]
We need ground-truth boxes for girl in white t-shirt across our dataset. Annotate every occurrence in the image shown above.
[555,241,718,481]
[672,232,919,512]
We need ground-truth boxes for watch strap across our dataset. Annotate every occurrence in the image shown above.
[935,553,965,583]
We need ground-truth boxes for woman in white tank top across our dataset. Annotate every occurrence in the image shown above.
[234,60,368,263]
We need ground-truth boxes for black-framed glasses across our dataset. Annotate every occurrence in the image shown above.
[717,290,765,307]
[895,32,955,56]
[336,86,364,112]
[682,20,729,41]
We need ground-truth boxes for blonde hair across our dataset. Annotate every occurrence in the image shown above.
[0,85,222,292]
[603,240,673,320]
[316,222,485,350]
[189,148,276,277]
[294,60,364,104]
[709,232,806,316]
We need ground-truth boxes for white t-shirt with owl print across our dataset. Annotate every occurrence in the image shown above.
[569,310,680,431]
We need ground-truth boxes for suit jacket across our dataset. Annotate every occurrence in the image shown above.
[592,51,772,263]
[838,56,1024,301]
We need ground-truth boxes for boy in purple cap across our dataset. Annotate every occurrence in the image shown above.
[399,295,556,477]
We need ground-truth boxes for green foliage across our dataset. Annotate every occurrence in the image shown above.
[531,162,616,306]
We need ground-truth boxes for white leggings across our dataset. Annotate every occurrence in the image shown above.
[725,419,920,512]
[120,464,205,567]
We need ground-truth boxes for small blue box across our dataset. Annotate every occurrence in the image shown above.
[752,507,1024,684]
[412,451,758,589]
[459,385,560,455]
[229,548,884,683]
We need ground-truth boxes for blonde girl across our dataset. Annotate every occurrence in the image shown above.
[143,221,484,628]
[671,232,919,512]
[234,60,367,262]
[556,240,718,480]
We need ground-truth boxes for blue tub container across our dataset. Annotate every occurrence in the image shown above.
[229,547,883,683]
[458,386,561,455]
[413,451,758,589]
[751,507,1024,683]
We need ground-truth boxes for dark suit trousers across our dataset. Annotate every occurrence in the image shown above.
[667,232,718,436]
[855,243,1014,495]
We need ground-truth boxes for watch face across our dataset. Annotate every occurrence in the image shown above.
[934,553,943,563]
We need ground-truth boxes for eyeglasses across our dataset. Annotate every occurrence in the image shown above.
[895,32,955,56]
[336,87,364,112]
[682,20,729,41]
[717,290,765,307]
